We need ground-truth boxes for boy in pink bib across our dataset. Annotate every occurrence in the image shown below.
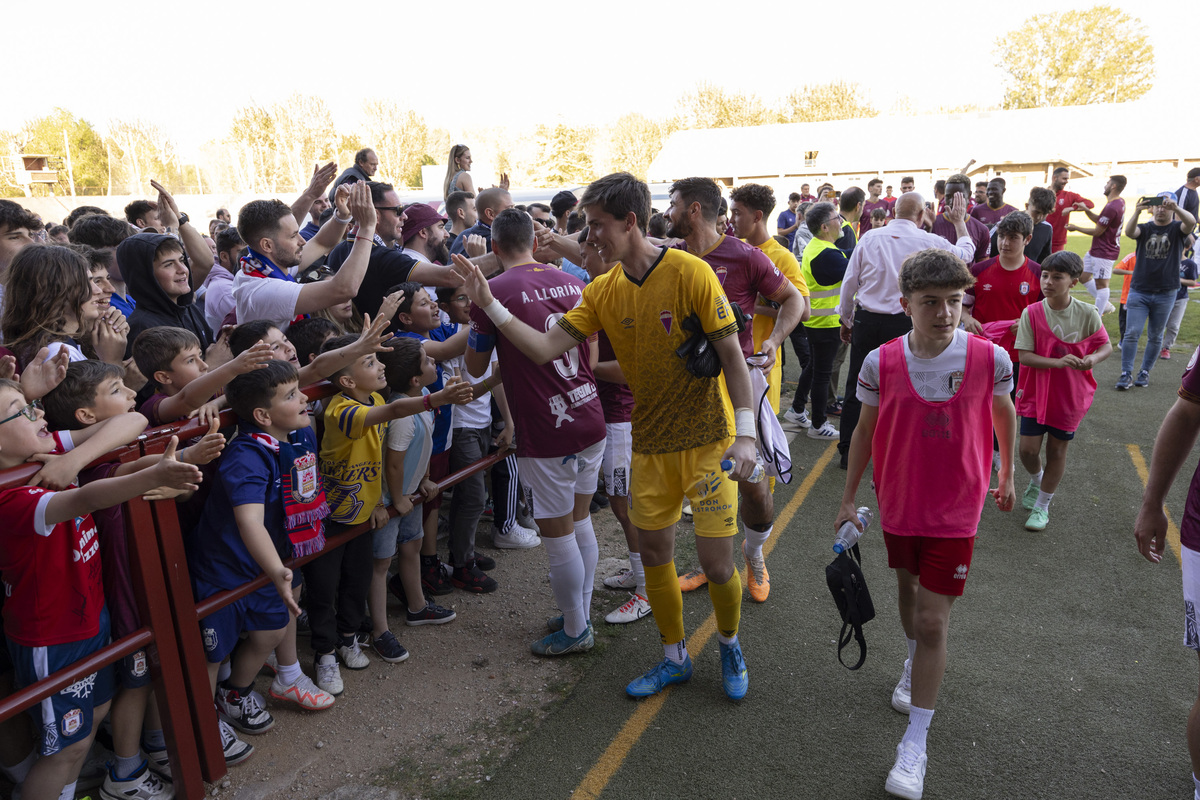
[1014,251,1112,532]
[837,249,1017,800]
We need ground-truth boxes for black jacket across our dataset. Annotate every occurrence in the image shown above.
[117,232,214,356]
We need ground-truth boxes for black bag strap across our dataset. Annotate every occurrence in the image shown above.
[836,544,867,670]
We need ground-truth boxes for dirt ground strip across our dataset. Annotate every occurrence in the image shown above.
[206,507,660,800]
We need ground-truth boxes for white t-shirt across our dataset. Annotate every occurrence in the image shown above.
[441,324,493,430]
[856,329,1013,406]
[232,269,303,327]
[383,393,433,499]
[44,340,87,363]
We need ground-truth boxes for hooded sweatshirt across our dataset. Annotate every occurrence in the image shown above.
[118,233,214,357]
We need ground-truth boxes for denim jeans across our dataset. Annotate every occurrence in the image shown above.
[1121,288,1177,375]
[1162,296,1190,351]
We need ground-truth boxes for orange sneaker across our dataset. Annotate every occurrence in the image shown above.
[677,567,708,592]
[743,546,770,603]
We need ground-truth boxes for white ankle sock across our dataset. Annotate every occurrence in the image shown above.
[901,706,935,752]
[665,639,689,665]
[718,632,738,646]
[574,514,598,623]
[544,533,587,637]
[743,525,772,560]
[1030,470,1043,486]
[1035,490,1054,511]
[906,637,917,663]
[1083,278,1098,300]
[628,551,645,594]
[276,659,302,685]
[1095,286,1111,312]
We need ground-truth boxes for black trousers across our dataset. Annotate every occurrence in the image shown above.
[302,520,372,655]
[793,326,842,428]
[838,310,913,456]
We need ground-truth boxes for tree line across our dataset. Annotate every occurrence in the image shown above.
[0,5,1151,198]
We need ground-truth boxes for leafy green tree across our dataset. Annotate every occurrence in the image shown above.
[17,108,109,196]
[780,81,878,123]
[106,119,186,195]
[605,113,677,180]
[996,5,1154,108]
[531,123,597,187]
[674,82,777,130]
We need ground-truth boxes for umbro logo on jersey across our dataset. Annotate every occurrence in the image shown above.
[621,317,634,328]
[981,283,992,292]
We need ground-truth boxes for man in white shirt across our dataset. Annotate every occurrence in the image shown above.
[834,192,976,468]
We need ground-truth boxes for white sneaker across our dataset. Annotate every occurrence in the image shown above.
[603,567,637,590]
[217,718,254,766]
[314,653,344,696]
[782,408,811,429]
[884,741,927,799]
[891,659,912,714]
[216,684,274,734]
[261,650,277,675]
[807,421,838,439]
[270,671,336,710]
[605,593,651,624]
[101,760,174,799]
[1103,302,1116,315]
[493,523,541,549]
[336,637,370,670]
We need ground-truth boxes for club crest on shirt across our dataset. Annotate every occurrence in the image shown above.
[292,451,320,502]
[714,266,728,285]
[1019,282,1030,296]
[949,371,965,394]
[659,310,673,334]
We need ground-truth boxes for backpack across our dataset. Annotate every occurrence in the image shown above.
[825,544,875,670]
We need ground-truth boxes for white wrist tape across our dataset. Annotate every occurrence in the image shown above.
[483,298,513,328]
[734,407,756,439]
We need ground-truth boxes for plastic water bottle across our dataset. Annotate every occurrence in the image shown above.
[721,458,765,484]
[833,507,873,554]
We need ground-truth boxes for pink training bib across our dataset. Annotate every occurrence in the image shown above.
[1015,302,1110,433]
[873,334,995,537]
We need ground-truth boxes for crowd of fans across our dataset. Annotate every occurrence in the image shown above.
[0,147,1198,800]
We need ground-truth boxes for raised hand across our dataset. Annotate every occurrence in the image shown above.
[464,233,487,258]
[435,374,474,406]
[334,182,352,221]
[149,180,180,229]
[308,162,338,196]
[94,306,129,365]
[19,346,70,399]
[450,253,495,307]
[181,418,226,465]
[150,436,204,493]
[231,341,274,374]
[349,182,376,233]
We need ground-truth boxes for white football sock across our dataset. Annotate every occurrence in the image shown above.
[1035,490,1054,511]
[1083,278,1098,300]
[1095,286,1111,312]
[1031,470,1043,486]
[544,533,587,637]
[743,524,772,560]
[665,639,689,665]
[628,551,645,595]
[574,514,598,623]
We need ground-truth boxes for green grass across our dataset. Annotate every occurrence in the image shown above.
[1062,232,1199,349]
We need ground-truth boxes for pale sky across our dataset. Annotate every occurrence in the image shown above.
[8,0,1187,158]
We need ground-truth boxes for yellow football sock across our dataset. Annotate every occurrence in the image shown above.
[643,561,685,645]
[708,570,742,639]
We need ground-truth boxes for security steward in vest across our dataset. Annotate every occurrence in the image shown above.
[796,202,851,440]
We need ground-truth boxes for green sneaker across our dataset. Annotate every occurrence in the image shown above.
[1022,480,1040,511]
[1025,506,1050,531]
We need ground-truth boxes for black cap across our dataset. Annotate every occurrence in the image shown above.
[551,190,578,219]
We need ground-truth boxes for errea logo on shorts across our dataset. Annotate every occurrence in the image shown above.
[953,564,968,580]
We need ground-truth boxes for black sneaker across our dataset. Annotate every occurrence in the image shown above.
[421,556,454,596]
[473,554,496,571]
[452,560,498,593]
[371,631,410,663]
[406,602,458,626]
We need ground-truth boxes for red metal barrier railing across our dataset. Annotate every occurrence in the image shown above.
[0,380,511,799]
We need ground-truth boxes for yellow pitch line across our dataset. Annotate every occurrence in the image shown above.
[1127,444,1181,563]
[571,441,839,800]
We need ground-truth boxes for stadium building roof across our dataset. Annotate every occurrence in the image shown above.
[647,100,1200,184]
